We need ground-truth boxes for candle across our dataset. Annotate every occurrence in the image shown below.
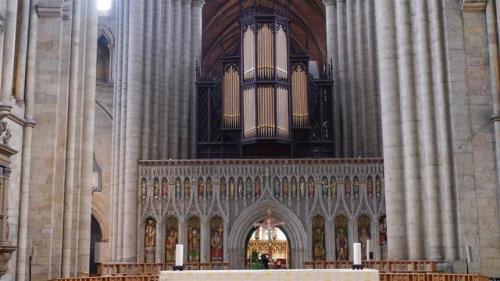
[175,244,184,266]
[366,239,371,261]
[353,243,362,265]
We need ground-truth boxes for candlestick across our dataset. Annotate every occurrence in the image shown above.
[353,243,361,265]
[175,244,184,266]
[366,239,371,261]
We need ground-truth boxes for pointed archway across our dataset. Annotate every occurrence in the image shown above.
[227,200,308,269]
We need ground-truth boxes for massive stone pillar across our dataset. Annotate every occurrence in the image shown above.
[395,0,423,260]
[111,0,204,262]
[374,0,407,259]
[122,0,144,262]
[16,1,38,280]
[78,0,98,273]
[0,0,19,115]
[62,0,83,276]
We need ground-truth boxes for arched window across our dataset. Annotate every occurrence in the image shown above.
[96,35,111,82]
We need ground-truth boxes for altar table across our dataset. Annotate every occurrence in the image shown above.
[160,269,380,281]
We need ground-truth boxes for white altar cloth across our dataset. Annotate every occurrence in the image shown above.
[160,269,379,281]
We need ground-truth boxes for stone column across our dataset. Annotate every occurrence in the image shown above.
[191,0,204,158]
[428,0,456,260]
[13,0,31,101]
[142,0,154,160]
[374,0,406,259]
[180,0,192,159]
[356,0,367,156]
[170,0,182,159]
[122,0,144,262]
[16,1,38,279]
[62,0,82,276]
[160,0,173,159]
[415,0,441,260]
[78,0,98,274]
[395,0,423,260]
[0,0,19,114]
[346,0,357,156]
[336,0,349,157]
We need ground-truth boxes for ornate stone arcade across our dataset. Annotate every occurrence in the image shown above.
[138,158,386,268]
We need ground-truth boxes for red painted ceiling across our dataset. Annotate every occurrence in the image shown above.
[202,0,327,75]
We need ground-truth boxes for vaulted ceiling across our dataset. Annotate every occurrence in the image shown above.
[202,0,327,75]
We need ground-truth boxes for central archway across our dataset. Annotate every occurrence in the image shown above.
[245,226,290,269]
[227,200,308,269]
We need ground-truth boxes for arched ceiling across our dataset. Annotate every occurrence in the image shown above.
[202,0,326,75]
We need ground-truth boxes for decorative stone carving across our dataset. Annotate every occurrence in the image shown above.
[138,159,386,265]
[0,244,16,278]
[0,122,11,146]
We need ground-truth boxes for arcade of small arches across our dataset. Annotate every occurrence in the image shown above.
[135,160,386,269]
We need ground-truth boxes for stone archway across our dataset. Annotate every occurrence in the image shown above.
[227,200,308,269]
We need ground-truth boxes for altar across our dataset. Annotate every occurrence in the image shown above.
[160,269,379,281]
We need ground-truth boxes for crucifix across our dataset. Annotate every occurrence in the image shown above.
[253,208,284,261]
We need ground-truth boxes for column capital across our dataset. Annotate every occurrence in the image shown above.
[192,0,206,7]
[322,0,336,5]
[460,0,487,12]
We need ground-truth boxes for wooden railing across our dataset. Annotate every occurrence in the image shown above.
[304,260,438,272]
[51,273,491,281]
[98,262,230,276]
[52,276,158,281]
[380,273,490,281]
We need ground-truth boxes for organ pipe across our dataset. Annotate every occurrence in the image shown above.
[292,64,309,127]
[223,64,240,128]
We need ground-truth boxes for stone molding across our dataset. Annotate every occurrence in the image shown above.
[36,3,70,19]
[0,12,5,33]
[460,0,487,12]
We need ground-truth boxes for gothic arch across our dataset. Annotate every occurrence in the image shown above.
[227,200,307,269]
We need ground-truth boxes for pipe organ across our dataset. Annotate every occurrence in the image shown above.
[197,2,335,158]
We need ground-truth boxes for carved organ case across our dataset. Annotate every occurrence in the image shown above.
[197,1,335,158]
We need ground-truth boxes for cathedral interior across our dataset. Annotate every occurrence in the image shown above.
[0,0,499,280]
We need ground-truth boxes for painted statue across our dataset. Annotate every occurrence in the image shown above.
[312,217,326,260]
[165,228,178,262]
[359,226,370,260]
[210,225,223,261]
[291,177,297,198]
[322,177,329,197]
[154,178,160,198]
[376,176,382,197]
[255,178,262,198]
[308,177,315,198]
[145,219,156,248]
[273,178,280,198]
[184,178,191,198]
[367,176,374,198]
[282,178,289,198]
[336,227,348,261]
[206,177,213,198]
[197,178,204,197]
[299,177,306,198]
[353,176,360,198]
[220,177,227,198]
[379,216,387,260]
[162,178,168,198]
[188,226,200,262]
[344,177,351,198]
[330,177,338,198]
[229,178,235,198]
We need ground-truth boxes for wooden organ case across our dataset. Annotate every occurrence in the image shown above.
[197,2,335,158]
